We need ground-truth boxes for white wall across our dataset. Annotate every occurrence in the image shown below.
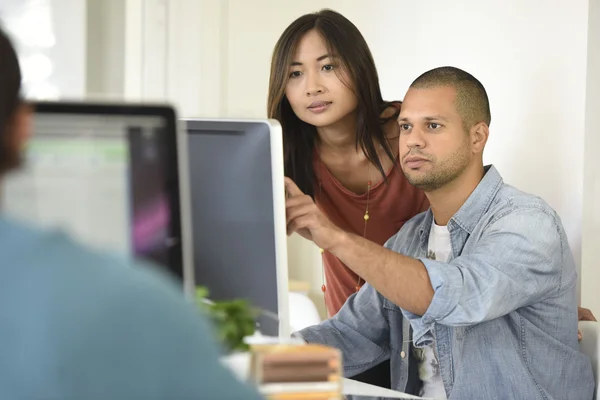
[86,0,125,99]
[582,0,600,316]
[176,0,594,316]
[0,0,86,99]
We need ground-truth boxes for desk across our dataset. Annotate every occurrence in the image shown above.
[221,353,425,399]
[342,378,426,399]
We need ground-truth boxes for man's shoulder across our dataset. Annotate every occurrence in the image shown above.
[0,218,265,400]
[0,217,204,359]
[489,183,561,224]
[0,216,187,315]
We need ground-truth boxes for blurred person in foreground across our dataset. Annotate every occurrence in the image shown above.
[0,26,262,400]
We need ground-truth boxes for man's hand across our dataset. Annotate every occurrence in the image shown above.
[578,306,596,341]
[285,177,433,314]
[284,177,346,250]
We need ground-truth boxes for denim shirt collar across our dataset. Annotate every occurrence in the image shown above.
[418,165,503,246]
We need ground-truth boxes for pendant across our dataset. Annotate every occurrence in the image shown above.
[321,284,327,293]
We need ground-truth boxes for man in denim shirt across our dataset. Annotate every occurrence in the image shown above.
[285,66,595,399]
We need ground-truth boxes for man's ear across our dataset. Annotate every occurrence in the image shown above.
[470,122,489,154]
[11,103,33,152]
[0,103,33,173]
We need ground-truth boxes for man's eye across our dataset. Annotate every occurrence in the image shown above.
[429,123,441,129]
[399,124,411,131]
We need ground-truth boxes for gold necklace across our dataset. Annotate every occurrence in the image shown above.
[318,163,371,308]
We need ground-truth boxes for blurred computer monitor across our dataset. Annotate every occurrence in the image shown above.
[2,101,194,296]
[183,118,290,338]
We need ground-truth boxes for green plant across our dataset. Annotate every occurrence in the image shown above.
[195,286,257,352]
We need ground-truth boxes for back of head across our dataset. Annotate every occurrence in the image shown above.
[267,9,394,196]
[0,26,23,175]
[410,66,491,130]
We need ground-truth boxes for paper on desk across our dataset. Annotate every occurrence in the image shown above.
[342,378,431,399]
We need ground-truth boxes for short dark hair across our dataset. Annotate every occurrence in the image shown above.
[0,25,23,174]
[410,66,491,129]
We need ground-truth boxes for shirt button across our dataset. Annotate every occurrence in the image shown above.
[400,351,406,358]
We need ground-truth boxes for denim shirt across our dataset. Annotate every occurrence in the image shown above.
[299,165,595,399]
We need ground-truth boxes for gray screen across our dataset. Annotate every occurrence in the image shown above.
[186,120,279,336]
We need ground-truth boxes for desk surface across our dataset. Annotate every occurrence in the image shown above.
[221,353,425,399]
[342,378,425,399]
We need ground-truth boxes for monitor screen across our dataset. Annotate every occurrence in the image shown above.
[185,119,289,337]
[2,102,185,283]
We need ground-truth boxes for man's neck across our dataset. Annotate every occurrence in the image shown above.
[426,164,485,226]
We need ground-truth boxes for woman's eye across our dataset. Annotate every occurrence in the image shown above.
[322,64,334,71]
[289,71,302,78]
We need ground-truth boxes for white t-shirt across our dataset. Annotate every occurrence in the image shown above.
[416,221,451,399]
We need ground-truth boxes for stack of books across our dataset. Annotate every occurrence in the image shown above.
[249,343,342,400]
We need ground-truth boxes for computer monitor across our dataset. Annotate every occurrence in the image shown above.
[2,101,194,297]
[184,118,290,338]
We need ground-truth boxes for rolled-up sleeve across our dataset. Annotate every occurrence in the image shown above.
[403,207,567,346]
[296,283,391,376]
